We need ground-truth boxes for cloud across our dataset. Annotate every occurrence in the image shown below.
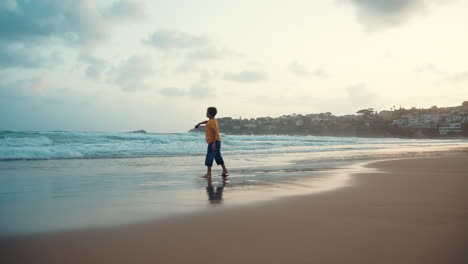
[447,71,468,83]
[0,0,109,45]
[79,53,108,79]
[144,30,228,63]
[415,63,448,76]
[186,48,226,62]
[289,61,329,78]
[175,47,234,73]
[0,0,145,70]
[0,78,49,101]
[144,29,239,60]
[0,41,63,69]
[29,79,49,94]
[223,70,268,83]
[159,83,214,100]
[342,0,441,30]
[289,61,309,76]
[160,87,186,97]
[244,84,383,115]
[311,69,329,78]
[159,71,215,100]
[0,0,18,11]
[144,30,211,50]
[104,0,147,21]
[113,55,154,91]
[0,42,45,68]
[345,83,379,108]
[0,0,146,44]
[415,64,468,83]
[144,29,243,74]
[189,82,214,99]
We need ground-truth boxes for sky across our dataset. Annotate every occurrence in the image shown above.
[0,0,467,132]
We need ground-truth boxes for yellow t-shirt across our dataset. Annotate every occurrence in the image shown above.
[205,119,221,143]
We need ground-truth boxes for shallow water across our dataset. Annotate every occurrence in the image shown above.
[1,132,467,236]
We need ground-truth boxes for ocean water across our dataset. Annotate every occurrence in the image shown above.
[1,130,467,160]
[1,131,467,236]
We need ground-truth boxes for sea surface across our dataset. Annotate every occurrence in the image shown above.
[1,131,467,236]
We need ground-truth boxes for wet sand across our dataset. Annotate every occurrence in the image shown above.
[1,153,468,264]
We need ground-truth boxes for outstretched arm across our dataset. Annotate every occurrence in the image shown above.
[195,120,208,128]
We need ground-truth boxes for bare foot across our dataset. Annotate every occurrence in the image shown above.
[202,173,212,178]
[221,171,229,177]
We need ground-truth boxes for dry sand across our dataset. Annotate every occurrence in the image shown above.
[1,154,467,264]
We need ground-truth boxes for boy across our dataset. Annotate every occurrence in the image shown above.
[195,107,229,178]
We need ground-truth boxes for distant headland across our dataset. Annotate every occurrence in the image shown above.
[190,101,468,138]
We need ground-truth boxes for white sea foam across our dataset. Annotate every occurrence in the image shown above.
[0,131,467,160]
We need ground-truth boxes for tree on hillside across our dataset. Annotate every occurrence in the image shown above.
[357,108,374,119]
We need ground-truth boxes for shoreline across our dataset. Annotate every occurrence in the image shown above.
[2,147,461,237]
[3,145,465,237]
[1,151,467,263]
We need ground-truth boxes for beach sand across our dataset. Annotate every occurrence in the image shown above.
[1,153,467,264]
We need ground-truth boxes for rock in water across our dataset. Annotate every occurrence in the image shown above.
[130,130,147,134]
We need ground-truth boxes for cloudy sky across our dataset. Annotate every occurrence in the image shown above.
[1,0,467,132]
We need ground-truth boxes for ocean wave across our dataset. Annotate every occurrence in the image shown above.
[0,131,466,161]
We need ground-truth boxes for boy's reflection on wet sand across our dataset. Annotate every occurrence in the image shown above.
[206,177,227,203]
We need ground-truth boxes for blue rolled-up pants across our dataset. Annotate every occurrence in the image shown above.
[205,140,224,167]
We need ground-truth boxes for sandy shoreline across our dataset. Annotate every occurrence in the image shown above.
[1,153,468,264]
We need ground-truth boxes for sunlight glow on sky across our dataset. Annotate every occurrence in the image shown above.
[1,0,467,132]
